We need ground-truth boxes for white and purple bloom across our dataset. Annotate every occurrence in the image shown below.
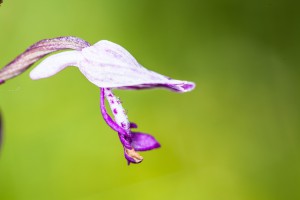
[0,37,195,164]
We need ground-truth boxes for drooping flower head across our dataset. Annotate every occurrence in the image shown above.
[0,36,195,164]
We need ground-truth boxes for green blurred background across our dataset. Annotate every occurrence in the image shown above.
[0,0,300,199]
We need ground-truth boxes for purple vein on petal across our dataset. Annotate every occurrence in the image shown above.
[118,82,195,93]
[0,36,90,82]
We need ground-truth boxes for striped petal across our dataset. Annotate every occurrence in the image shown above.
[78,40,195,92]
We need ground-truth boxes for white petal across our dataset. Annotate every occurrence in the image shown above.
[81,40,140,68]
[30,50,81,80]
[78,40,195,92]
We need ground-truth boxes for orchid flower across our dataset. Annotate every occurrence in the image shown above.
[0,36,195,164]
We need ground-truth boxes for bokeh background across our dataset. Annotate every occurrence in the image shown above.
[0,0,300,199]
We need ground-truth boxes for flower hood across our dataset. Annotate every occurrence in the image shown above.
[30,40,195,92]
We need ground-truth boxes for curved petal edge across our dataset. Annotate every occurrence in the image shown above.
[30,50,81,80]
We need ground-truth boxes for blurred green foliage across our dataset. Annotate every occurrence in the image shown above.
[0,0,300,200]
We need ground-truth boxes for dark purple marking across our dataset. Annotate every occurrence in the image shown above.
[110,100,114,104]
[181,83,195,90]
[113,108,118,114]
[130,122,138,129]
[0,80,5,85]
[121,122,126,128]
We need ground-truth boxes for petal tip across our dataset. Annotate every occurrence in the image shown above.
[179,82,196,92]
[29,70,41,80]
[131,132,161,151]
[29,51,80,80]
[165,81,196,93]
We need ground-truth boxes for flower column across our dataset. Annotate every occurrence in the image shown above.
[102,88,143,164]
